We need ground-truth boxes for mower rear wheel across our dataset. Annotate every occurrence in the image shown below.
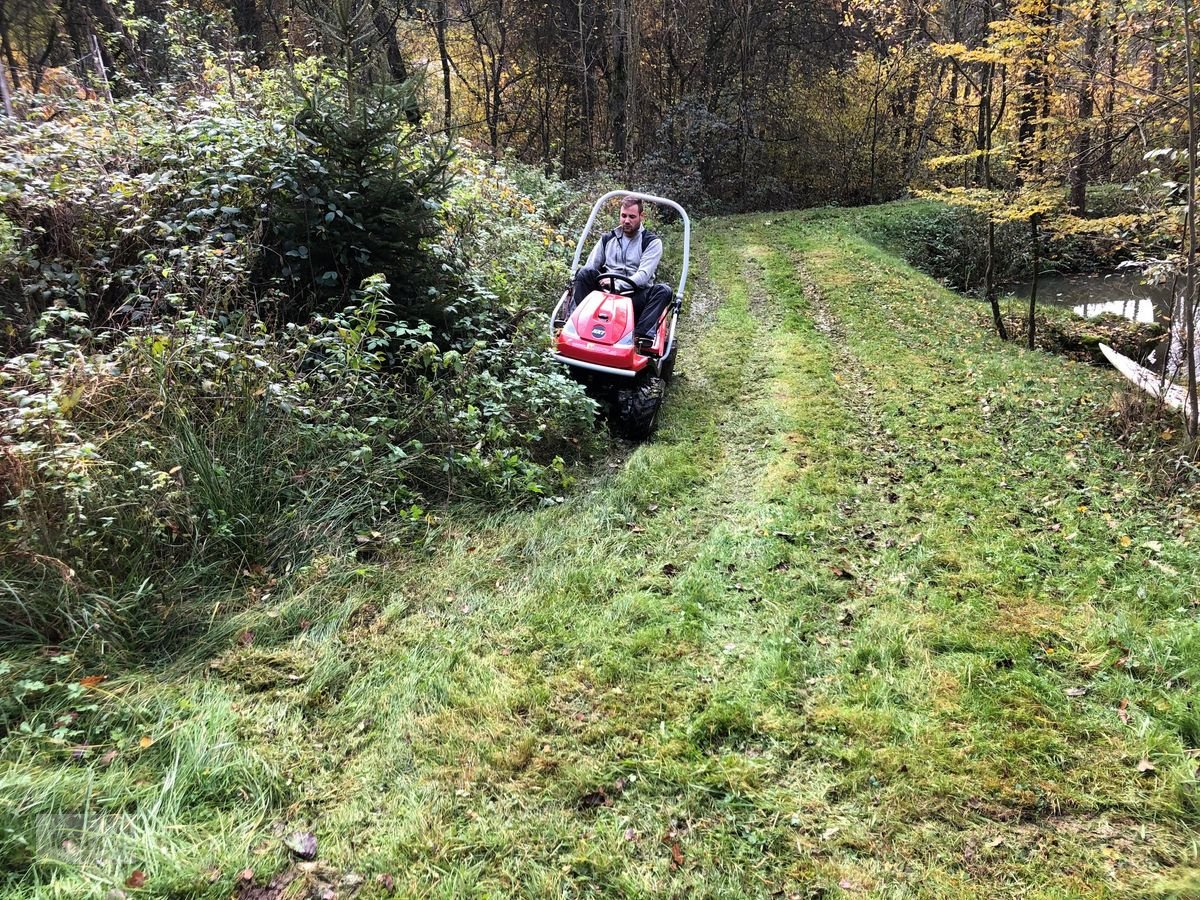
[615,377,665,440]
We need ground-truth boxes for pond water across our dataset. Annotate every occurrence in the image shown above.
[1002,271,1173,324]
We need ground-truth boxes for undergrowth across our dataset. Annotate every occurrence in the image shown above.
[0,68,606,658]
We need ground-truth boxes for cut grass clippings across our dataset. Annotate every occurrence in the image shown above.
[3,208,1199,898]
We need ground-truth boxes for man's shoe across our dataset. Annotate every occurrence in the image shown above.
[635,335,658,356]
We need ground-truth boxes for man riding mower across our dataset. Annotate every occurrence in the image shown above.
[549,191,692,440]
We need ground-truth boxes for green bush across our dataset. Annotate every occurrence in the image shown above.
[852,199,1142,291]
[266,83,454,320]
[0,75,605,654]
[1,274,599,650]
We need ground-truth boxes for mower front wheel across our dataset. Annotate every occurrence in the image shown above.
[615,377,665,440]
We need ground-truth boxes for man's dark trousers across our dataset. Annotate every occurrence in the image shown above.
[573,266,674,339]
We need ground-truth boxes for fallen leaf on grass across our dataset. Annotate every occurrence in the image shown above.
[662,835,684,870]
[625,523,644,533]
[99,749,119,766]
[830,566,855,580]
[773,531,797,544]
[283,831,317,860]
[80,675,106,688]
[376,873,396,894]
[1137,757,1156,774]
[624,828,639,842]
[839,878,861,891]
[1118,698,1130,725]
[138,736,153,749]
[1065,687,1087,698]
[125,870,146,889]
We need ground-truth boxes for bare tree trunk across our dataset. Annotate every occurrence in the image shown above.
[609,0,631,163]
[979,36,1008,341]
[974,0,994,186]
[370,0,421,123]
[1028,213,1040,349]
[90,31,113,104]
[0,53,13,118]
[0,4,21,91]
[1182,0,1199,434]
[1098,0,1121,174]
[1069,0,1103,214]
[60,0,95,85]
[434,0,452,129]
[231,0,264,56]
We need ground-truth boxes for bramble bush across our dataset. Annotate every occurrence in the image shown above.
[0,69,603,654]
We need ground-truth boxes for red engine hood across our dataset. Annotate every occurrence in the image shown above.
[568,290,634,345]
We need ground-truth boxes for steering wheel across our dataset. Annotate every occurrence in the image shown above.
[597,271,638,295]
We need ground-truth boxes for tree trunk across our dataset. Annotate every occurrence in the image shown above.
[1028,214,1040,349]
[434,0,452,129]
[609,0,630,163]
[231,0,264,56]
[0,52,13,117]
[1069,0,1103,214]
[975,60,992,186]
[60,0,95,85]
[0,4,20,91]
[371,0,421,124]
[1098,1,1121,174]
[974,0,993,186]
[979,25,1008,342]
[1182,0,1199,434]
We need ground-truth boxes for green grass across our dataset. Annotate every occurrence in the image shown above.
[3,208,1200,898]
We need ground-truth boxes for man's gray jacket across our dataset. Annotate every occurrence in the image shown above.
[582,225,663,288]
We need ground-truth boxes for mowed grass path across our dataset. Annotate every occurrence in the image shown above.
[6,210,1200,898]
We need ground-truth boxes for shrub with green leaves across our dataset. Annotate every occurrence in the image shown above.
[0,72,604,654]
[1,274,598,650]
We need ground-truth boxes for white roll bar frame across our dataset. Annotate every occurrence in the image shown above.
[550,190,691,371]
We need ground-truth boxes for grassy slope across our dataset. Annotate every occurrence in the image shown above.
[4,210,1200,898]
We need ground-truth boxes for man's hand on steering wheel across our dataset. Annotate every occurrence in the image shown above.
[597,271,639,295]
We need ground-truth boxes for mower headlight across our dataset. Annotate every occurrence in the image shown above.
[563,318,579,338]
[615,332,634,346]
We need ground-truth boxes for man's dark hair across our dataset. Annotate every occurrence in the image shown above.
[620,195,643,213]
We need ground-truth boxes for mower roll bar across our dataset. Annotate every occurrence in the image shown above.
[550,190,691,367]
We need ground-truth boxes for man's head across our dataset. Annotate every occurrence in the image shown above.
[619,196,644,236]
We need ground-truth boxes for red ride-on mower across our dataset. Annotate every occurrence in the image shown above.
[549,191,691,439]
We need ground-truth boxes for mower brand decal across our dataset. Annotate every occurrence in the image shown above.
[591,325,606,338]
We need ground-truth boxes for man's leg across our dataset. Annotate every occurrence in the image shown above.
[633,283,674,338]
[573,266,601,306]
